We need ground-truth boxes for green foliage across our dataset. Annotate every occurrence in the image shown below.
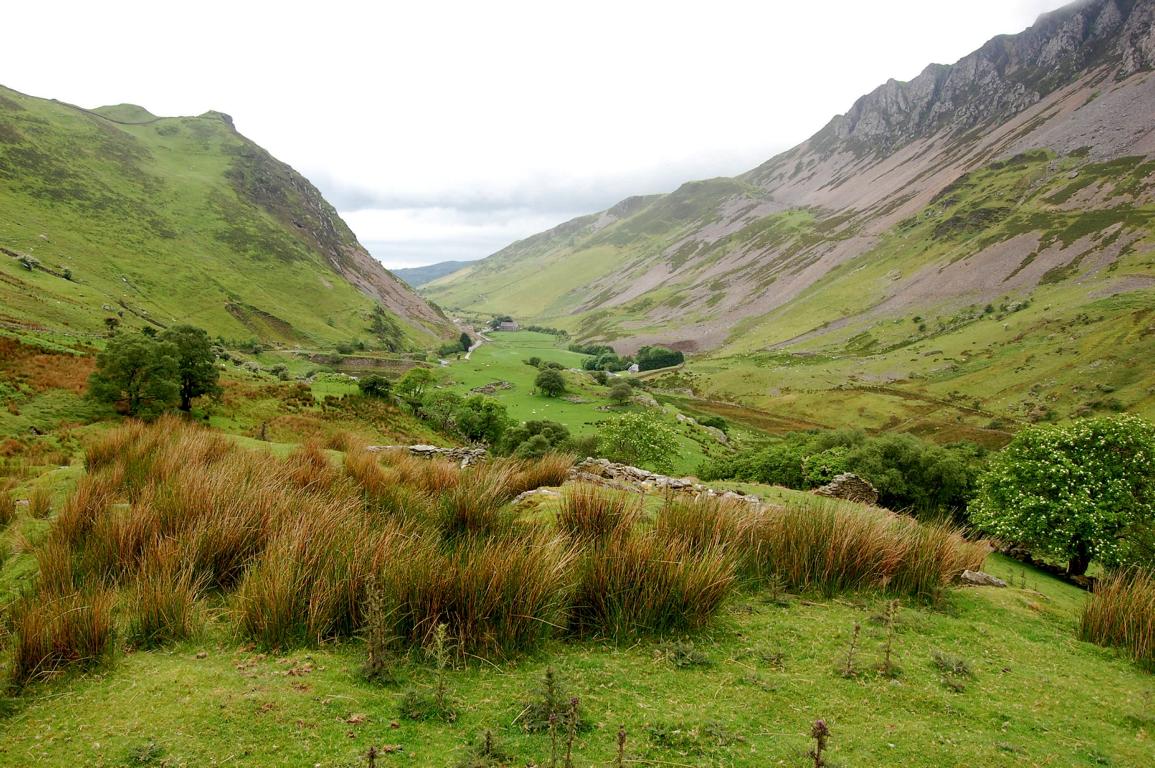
[88,333,180,417]
[397,367,436,404]
[608,383,633,406]
[598,412,680,472]
[419,390,464,432]
[158,325,220,411]
[499,420,571,457]
[970,415,1155,574]
[635,345,684,371]
[534,368,566,398]
[591,370,608,386]
[700,430,984,520]
[357,374,392,399]
[454,396,509,444]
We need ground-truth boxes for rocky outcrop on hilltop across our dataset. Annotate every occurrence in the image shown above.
[810,0,1155,157]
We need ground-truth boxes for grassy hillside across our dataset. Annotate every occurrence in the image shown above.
[1,420,1152,767]
[393,260,475,288]
[0,84,452,348]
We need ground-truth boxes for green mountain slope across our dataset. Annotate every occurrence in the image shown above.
[0,85,454,347]
[425,0,1155,431]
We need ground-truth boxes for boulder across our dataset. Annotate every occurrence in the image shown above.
[956,570,1008,588]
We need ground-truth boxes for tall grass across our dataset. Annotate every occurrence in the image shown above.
[569,533,737,639]
[8,590,115,689]
[0,486,15,527]
[9,418,989,690]
[1079,569,1155,669]
[749,498,985,599]
[557,484,642,544]
[378,530,577,657]
[27,485,52,519]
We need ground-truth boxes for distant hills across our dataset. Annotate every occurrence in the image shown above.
[425,0,1155,433]
[0,86,454,347]
[393,260,475,288]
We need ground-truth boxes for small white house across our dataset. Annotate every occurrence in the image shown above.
[627,363,640,374]
[496,321,520,331]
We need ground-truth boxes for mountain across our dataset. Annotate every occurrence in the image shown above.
[0,85,455,347]
[425,0,1155,434]
[393,260,475,288]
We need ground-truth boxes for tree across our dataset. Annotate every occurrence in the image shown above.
[598,412,680,473]
[396,367,436,404]
[455,396,509,444]
[419,390,463,432]
[970,415,1155,575]
[158,325,220,411]
[608,383,633,406]
[635,345,684,371]
[459,332,472,351]
[358,374,392,398]
[535,368,566,398]
[88,334,180,417]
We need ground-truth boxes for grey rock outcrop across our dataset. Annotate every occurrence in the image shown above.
[366,444,487,468]
[813,473,879,505]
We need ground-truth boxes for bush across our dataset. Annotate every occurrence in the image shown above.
[535,369,566,398]
[358,375,392,398]
[970,415,1155,574]
[608,383,633,406]
[598,412,680,473]
[499,420,570,457]
[635,345,684,371]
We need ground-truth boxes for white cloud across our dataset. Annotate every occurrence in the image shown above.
[1,0,1068,268]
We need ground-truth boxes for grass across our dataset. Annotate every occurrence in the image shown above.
[1079,569,1155,669]
[0,85,446,349]
[2,421,1153,766]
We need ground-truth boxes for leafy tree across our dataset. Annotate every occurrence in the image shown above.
[396,367,436,404]
[88,334,180,417]
[499,420,571,456]
[454,396,509,444]
[591,370,608,386]
[635,345,684,371]
[459,332,472,351]
[358,374,392,398]
[158,325,220,411]
[420,390,464,432]
[970,415,1155,575]
[534,369,566,398]
[599,412,680,473]
[514,434,552,459]
[104,316,120,335]
[608,383,633,406]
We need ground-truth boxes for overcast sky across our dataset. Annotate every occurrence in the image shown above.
[3,0,1065,269]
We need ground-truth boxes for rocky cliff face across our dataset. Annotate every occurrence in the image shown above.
[220,126,451,338]
[807,0,1155,159]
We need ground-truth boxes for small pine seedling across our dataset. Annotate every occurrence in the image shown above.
[563,697,579,768]
[879,599,901,678]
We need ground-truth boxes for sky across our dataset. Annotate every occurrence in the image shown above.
[3,0,1065,269]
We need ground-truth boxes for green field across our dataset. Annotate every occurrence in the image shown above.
[438,331,732,474]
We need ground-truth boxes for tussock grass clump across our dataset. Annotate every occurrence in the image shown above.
[557,484,642,543]
[34,539,76,595]
[752,498,984,599]
[498,454,575,497]
[380,531,577,656]
[386,453,461,494]
[27,485,52,519]
[436,466,518,539]
[655,495,756,554]
[126,544,204,648]
[282,440,339,492]
[1,487,16,527]
[52,467,121,547]
[569,533,736,639]
[8,590,114,689]
[1079,569,1155,668]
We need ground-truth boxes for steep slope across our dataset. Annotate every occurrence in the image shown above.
[426,0,1155,353]
[0,85,454,346]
